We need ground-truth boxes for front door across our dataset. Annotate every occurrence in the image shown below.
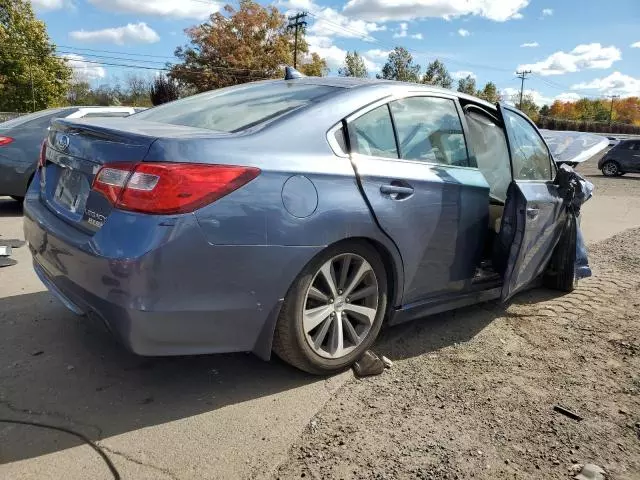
[620,141,640,173]
[496,104,567,301]
[347,95,490,304]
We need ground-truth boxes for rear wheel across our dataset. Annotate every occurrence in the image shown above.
[602,161,620,177]
[273,241,388,375]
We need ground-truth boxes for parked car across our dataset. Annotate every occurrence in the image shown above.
[598,139,640,176]
[0,106,138,201]
[24,78,581,375]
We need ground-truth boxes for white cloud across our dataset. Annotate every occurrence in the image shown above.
[452,70,476,80]
[512,12,523,19]
[458,28,470,37]
[517,43,622,76]
[541,8,553,16]
[87,0,220,19]
[70,23,160,45]
[571,72,640,97]
[521,42,539,48]
[30,0,65,9]
[393,22,408,38]
[554,92,581,102]
[342,0,529,22]
[62,54,106,82]
[281,0,384,40]
[631,41,640,48]
[501,87,553,106]
[364,48,391,61]
[411,33,423,40]
[306,36,378,73]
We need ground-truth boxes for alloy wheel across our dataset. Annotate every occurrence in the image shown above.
[302,253,379,359]
[603,162,618,176]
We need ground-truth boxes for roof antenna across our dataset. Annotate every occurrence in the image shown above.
[284,65,305,80]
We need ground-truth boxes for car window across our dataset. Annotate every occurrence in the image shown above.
[390,97,469,167]
[349,105,398,159]
[0,108,72,129]
[134,82,339,133]
[503,109,552,181]
[465,109,511,202]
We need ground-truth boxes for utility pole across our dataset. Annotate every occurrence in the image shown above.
[608,94,620,125]
[287,12,307,69]
[516,70,531,110]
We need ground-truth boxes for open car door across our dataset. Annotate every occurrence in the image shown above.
[495,104,567,301]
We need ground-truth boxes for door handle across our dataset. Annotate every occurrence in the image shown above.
[380,184,414,199]
[526,207,540,220]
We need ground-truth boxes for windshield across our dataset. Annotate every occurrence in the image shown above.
[0,108,69,129]
[133,82,339,133]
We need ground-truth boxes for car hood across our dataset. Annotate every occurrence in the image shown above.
[540,130,609,164]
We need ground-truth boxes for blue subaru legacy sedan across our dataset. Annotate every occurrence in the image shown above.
[23,76,577,374]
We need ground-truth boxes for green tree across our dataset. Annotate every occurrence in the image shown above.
[299,53,328,76]
[377,47,420,82]
[477,82,500,103]
[539,104,550,117]
[150,75,180,106]
[0,0,72,111]
[421,59,452,89]
[338,50,368,78]
[456,75,476,95]
[170,0,322,91]
[511,93,539,121]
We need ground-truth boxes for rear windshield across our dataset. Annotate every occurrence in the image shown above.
[133,82,339,132]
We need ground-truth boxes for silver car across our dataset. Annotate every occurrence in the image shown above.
[0,106,138,201]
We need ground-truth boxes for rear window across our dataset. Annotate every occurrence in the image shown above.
[134,82,339,133]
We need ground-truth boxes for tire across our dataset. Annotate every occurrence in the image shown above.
[544,214,577,293]
[602,161,620,177]
[273,241,388,375]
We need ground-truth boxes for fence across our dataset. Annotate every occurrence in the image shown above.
[0,112,26,123]
[536,116,640,135]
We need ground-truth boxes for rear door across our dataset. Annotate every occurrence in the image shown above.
[496,104,566,301]
[346,94,490,304]
[621,141,640,172]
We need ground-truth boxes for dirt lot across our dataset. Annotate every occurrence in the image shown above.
[274,160,640,480]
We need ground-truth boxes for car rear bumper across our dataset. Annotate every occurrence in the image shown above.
[23,189,321,357]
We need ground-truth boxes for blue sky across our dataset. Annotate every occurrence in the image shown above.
[33,0,640,105]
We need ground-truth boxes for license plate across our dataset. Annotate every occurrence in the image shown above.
[54,168,89,213]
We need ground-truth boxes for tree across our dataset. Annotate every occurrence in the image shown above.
[0,0,72,111]
[422,59,452,89]
[377,47,420,82]
[511,93,539,121]
[299,53,328,77]
[456,75,476,95]
[124,74,152,106]
[150,75,180,106]
[477,82,499,104]
[338,51,368,78]
[539,104,550,117]
[170,0,319,91]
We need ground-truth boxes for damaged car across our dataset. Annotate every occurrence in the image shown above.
[23,75,598,375]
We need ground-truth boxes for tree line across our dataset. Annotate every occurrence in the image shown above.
[2,0,639,135]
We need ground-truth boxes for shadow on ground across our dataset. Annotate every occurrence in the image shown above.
[0,291,319,465]
[0,284,570,466]
[0,198,23,218]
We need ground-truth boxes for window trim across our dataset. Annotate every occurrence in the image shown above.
[499,104,555,183]
[345,93,478,171]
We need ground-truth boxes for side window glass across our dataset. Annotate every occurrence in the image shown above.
[390,97,469,167]
[349,105,398,159]
[503,109,552,180]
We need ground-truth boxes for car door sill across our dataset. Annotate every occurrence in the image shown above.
[389,285,502,326]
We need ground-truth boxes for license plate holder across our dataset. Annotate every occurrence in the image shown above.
[54,167,89,214]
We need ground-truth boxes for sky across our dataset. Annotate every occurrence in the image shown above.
[31,0,640,105]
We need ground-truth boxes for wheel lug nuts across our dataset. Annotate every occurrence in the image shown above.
[329,298,334,303]
[338,290,343,294]
[346,298,350,303]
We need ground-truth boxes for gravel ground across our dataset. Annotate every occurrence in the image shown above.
[273,162,640,480]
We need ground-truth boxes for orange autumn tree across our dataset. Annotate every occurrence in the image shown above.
[170,0,326,91]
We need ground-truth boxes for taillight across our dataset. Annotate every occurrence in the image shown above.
[92,162,260,215]
[0,136,14,146]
